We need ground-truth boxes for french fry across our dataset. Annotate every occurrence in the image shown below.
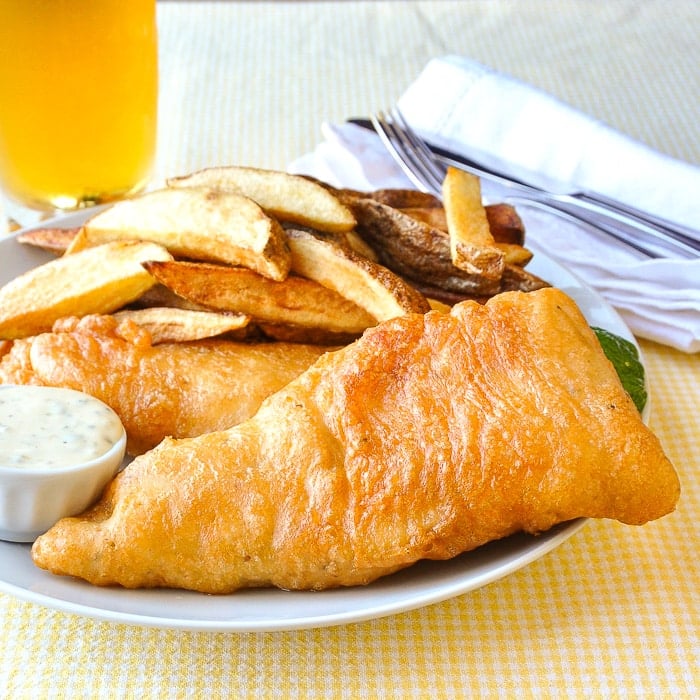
[484,203,526,246]
[400,206,449,231]
[0,240,172,339]
[401,205,531,267]
[113,307,250,344]
[442,166,504,279]
[402,203,528,248]
[286,228,430,321]
[405,204,531,267]
[129,283,213,312]
[365,188,442,210]
[142,260,376,335]
[495,243,533,266]
[255,323,357,346]
[16,226,79,254]
[499,263,550,293]
[66,186,291,281]
[406,269,549,307]
[340,230,379,262]
[427,298,452,313]
[167,166,356,234]
[278,220,379,262]
[4,165,545,349]
[346,197,547,297]
[346,197,502,296]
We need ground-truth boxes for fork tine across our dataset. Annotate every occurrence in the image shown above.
[385,110,446,193]
[370,111,432,192]
[371,108,696,259]
[391,108,448,187]
[370,111,444,195]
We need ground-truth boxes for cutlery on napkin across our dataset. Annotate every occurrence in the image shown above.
[289,56,700,353]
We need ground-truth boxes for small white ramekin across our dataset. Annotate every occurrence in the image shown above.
[0,393,126,543]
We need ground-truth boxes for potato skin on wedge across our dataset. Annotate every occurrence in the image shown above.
[286,228,430,321]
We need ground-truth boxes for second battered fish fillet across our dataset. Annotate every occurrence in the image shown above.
[32,288,680,592]
[0,314,329,454]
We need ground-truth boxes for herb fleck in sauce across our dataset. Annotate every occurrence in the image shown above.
[0,386,123,469]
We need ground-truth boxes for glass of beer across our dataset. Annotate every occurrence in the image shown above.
[0,0,158,221]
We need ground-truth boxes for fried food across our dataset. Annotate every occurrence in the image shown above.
[400,204,532,265]
[67,186,292,281]
[15,175,536,313]
[31,288,679,593]
[16,226,79,254]
[285,227,430,321]
[399,206,449,231]
[168,166,356,233]
[346,197,548,299]
[0,240,172,339]
[112,307,250,344]
[442,166,505,278]
[0,314,330,455]
[483,203,526,246]
[143,259,377,334]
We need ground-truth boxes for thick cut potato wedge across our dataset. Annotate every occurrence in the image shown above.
[129,284,213,312]
[286,228,429,321]
[347,197,547,299]
[500,264,551,293]
[113,307,250,344]
[402,203,528,249]
[67,187,291,281]
[342,229,379,261]
[400,207,449,231]
[483,203,526,246]
[442,166,504,279]
[143,260,376,335]
[255,323,357,346]
[495,243,533,266]
[167,166,356,234]
[366,188,442,209]
[0,240,172,339]
[400,205,532,267]
[347,197,502,296]
[16,226,79,254]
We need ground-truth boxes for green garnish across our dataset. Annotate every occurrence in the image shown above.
[592,327,647,413]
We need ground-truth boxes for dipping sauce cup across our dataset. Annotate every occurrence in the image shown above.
[0,385,126,542]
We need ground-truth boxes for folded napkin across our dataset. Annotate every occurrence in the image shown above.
[290,56,700,352]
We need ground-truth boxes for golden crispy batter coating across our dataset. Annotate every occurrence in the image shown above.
[0,314,328,454]
[32,289,680,593]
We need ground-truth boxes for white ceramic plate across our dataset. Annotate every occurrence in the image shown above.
[0,208,640,632]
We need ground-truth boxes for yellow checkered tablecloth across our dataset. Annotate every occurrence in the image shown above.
[1,2,699,697]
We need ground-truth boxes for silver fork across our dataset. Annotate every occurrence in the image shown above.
[371,109,700,259]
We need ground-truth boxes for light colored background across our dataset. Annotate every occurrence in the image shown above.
[152,0,700,180]
[1,2,699,697]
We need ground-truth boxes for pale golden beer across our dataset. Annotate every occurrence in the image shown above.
[0,0,158,211]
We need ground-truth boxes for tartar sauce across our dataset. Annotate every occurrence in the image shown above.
[0,385,124,469]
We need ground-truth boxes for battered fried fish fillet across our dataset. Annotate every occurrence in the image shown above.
[32,288,680,593]
[0,314,329,455]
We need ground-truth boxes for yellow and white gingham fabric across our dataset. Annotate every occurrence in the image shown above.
[1,2,698,697]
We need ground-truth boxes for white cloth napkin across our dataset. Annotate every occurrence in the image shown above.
[290,56,700,353]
